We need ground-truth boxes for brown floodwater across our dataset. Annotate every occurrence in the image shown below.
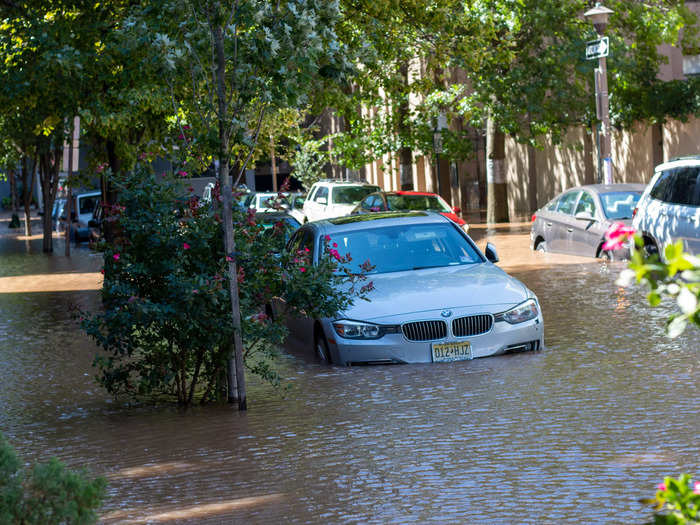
[1,221,698,524]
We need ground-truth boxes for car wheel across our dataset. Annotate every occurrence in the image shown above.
[315,330,333,364]
[535,241,546,253]
[599,249,613,262]
[642,238,659,258]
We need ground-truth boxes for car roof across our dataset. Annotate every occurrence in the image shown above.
[654,156,700,171]
[313,180,378,187]
[308,211,450,233]
[385,191,440,197]
[564,183,646,194]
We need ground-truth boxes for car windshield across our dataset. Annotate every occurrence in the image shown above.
[333,186,380,205]
[600,191,641,219]
[386,194,451,212]
[325,223,482,274]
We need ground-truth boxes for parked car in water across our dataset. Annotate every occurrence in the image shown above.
[531,183,645,260]
[287,192,306,224]
[633,156,700,258]
[51,190,101,241]
[302,180,380,222]
[352,190,469,231]
[255,211,301,251]
[244,191,286,212]
[277,212,544,365]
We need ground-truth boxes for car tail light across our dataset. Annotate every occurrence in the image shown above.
[531,214,537,222]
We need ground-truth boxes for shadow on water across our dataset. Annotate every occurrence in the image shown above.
[1,237,698,523]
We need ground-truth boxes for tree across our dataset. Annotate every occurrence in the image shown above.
[82,165,371,407]
[139,0,351,409]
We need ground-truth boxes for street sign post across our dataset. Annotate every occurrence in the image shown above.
[586,37,609,60]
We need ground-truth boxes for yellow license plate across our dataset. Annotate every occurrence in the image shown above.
[431,341,472,362]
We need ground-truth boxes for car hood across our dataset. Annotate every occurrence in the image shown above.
[339,263,529,323]
[327,204,357,217]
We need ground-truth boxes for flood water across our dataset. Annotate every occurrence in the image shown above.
[1,227,698,524]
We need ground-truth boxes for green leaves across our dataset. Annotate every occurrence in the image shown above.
[0,432,106,525]
[623,237,700,338]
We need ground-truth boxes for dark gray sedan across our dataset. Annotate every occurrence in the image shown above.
[530,183,645,260]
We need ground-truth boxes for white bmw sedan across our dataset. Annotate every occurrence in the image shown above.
[284,212,544,365]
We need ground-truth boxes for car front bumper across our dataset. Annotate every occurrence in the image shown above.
[323,315,544,365]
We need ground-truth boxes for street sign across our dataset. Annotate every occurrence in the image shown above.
[586,37,609,60]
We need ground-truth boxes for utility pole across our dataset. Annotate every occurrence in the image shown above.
[584,3,614,184]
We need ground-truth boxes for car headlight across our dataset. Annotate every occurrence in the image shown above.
[332,319,398,339]
[494,299,539,324]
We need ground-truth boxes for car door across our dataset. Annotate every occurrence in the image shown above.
[279,228,317,349]
[549,190,581,253]
[310,186,329,220]
[570,190,605,257]
[666,166,700,255]
[303,186,319,221]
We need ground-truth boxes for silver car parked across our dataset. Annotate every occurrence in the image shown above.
[281,212,544,365]
[531,184,644,260]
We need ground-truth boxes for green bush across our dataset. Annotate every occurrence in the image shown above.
[82,164,371,406]
[642,474,700,524]
[0,433,106,525]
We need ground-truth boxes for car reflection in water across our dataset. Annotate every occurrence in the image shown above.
[277,212,544,365]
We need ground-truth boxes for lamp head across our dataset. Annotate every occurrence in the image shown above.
[584,3,613,36]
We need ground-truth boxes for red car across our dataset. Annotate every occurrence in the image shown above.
[352,190,468,230]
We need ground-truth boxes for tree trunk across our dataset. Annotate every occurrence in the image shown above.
[486,116,509,224]
[103,140,122,244]
[398,62,413,190]
[527,143,538,214]
[270,135,278,193]
[213,21,247,411]
[21,157,33,237]
[8,169,18,213]
[584,127,595,186]
[65,120,75,256]
[39,151,61,253]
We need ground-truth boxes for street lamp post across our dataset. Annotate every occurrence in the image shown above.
[584,3,614,185]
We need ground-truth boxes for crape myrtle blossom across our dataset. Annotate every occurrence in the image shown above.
[602,222,636,251]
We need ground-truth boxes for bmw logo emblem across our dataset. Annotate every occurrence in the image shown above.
[441,310,452,318]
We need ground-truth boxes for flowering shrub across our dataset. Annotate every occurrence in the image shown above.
[641,475,700,524]
[81,164,371,406]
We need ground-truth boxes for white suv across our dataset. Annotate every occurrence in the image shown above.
[302,181,380,222]
[633,156,700,257]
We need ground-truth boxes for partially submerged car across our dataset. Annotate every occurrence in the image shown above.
[280,212,544,365]
[531,183,644,260]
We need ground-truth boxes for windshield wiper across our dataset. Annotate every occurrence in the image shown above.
[412,264,447,270]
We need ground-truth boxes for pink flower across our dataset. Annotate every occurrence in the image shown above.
[177,170,188,177]
[304,247,310,252]
[182,125,191,130]
[226,255,234,262]
[657,483,667,491]
[694,481,700,494]
[299,267,306,273]
[183,242,190,250]
[113,253,120,261]
[602,222,636,251]
[324,235,331,242]
[332,242,338,248]
[192,289,199,294]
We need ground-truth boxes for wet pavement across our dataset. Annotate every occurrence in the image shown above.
[1,215,698,524]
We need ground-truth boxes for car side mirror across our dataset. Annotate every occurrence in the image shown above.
[574,211,596,221]
[452,206,461,214]
[317,197,327,205]
[485,242,499,263]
